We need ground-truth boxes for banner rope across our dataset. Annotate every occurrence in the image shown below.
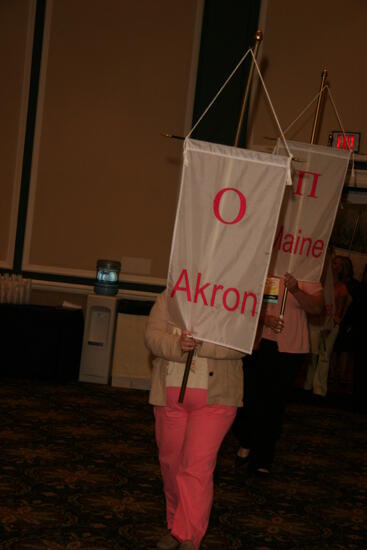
[326,86,356,184]
[283,85,355,182]
[283,89,325,135]
[186,49,293,159]
[186,48,252,139]
[249,52,292,158]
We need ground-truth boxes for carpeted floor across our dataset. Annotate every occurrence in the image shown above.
[1,378,366,549]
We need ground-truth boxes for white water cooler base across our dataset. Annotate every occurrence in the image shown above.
[79,294,118,384]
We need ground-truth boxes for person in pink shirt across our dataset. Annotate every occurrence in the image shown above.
[233,272,324,476]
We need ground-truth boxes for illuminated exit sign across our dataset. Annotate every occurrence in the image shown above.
[330,131,360,153]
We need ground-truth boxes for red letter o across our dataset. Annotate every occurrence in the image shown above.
[213,188,246,225]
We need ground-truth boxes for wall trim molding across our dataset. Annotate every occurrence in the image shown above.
[21,262,166,287]
[31,277,161,300]
[111,376,151,391]
[4,0,37,269]
[21,0,51,269]
[183,0,205,135]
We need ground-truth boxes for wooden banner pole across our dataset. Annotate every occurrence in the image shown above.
[310,67,328,146]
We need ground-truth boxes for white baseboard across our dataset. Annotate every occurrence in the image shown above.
[79,374,109,385]
[111,375,151,391]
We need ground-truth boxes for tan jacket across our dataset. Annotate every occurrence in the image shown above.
[145,291,244,407]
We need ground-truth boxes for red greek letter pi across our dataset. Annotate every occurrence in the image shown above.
[294,170,321,199]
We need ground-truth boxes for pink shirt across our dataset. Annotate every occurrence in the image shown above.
[261,278,323,353]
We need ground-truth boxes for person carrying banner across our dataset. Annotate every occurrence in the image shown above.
[233,272,324,476]
[145,290,244,550]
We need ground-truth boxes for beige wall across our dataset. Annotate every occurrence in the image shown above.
[20,0,202,284]
[30,287,88,311]
[248,0,367,160]
[3,0,366,306]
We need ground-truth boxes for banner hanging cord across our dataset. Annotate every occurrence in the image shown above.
[326,86,356,183]
[283,85,355,179]
[283,89,326,135]
[186,48,252,139]
[249,52,292,158]
[186,49,293,159]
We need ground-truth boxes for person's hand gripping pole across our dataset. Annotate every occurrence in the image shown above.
[279,272,299,326]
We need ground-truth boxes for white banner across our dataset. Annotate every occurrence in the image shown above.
[166,138,292,354]
[270,140,351,281]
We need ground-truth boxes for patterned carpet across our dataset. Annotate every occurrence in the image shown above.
[1,378,366,549]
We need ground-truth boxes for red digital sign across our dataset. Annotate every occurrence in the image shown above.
[330,131,360,153]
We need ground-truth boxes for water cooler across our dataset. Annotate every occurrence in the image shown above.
[79,294,119,384]
[79,259,121,384]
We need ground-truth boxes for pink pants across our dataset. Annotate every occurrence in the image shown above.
[154,387,236,549]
